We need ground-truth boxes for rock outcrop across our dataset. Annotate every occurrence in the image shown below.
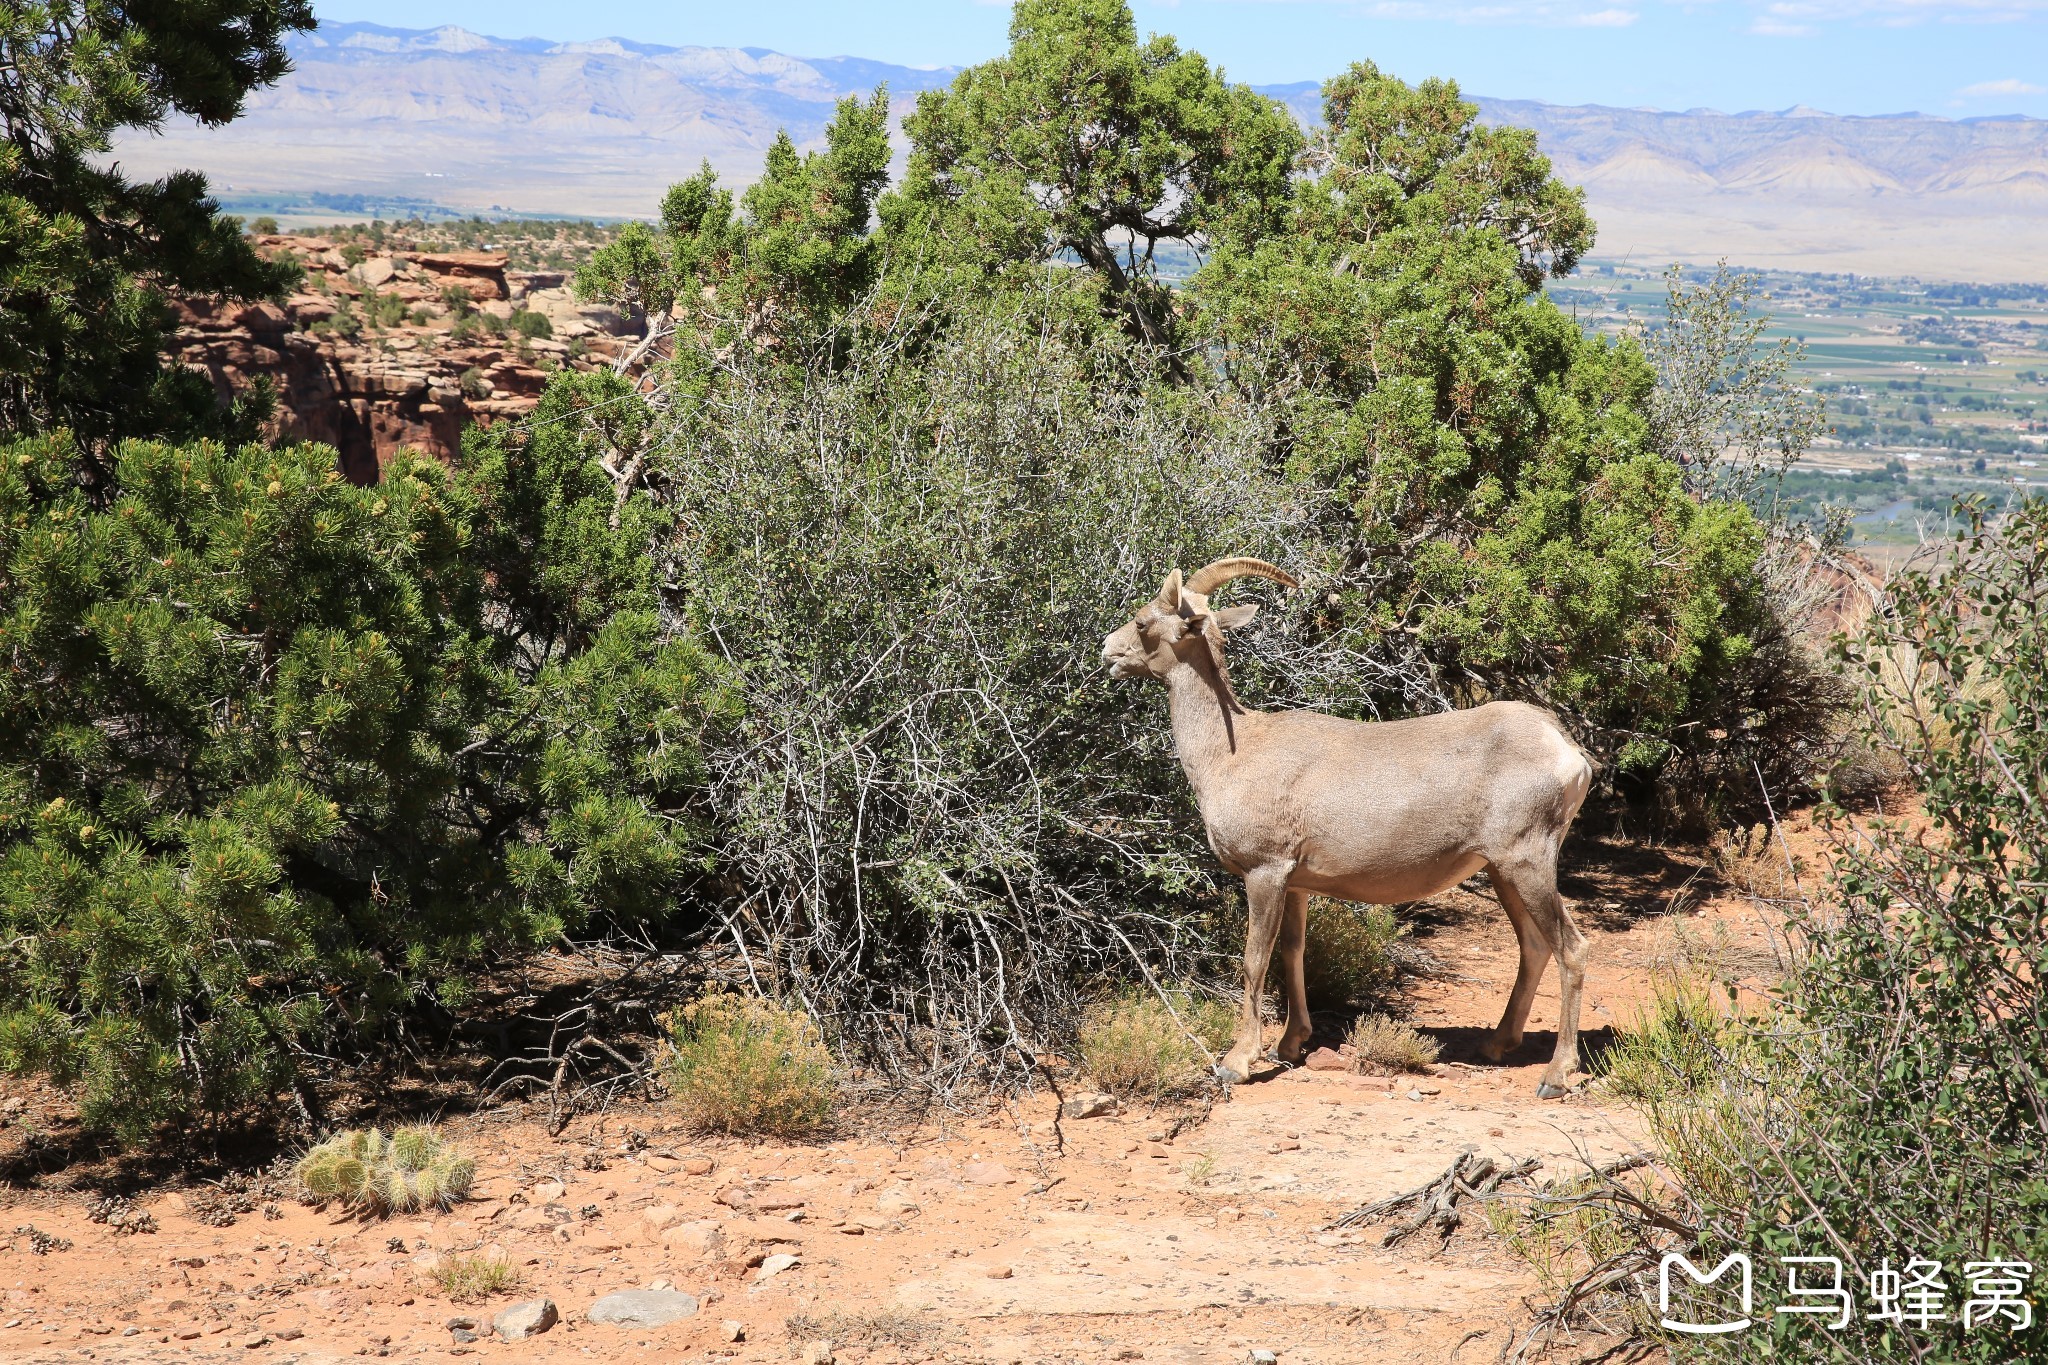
[173,234,632,483]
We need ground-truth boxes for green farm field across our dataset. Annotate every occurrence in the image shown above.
[1551,261,2048,553]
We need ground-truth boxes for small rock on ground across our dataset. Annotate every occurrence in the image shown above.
[585,1289,701,1327]
[491,1299,559,1341]
[1062,1092,1118,1119]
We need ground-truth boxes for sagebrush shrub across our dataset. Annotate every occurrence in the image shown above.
[295,1126,477,1214]
[668,993,835,1138]
[1076,989,1236,1101]
[1343,1014,1439,1074]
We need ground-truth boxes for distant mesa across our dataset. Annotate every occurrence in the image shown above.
[112,20,2048,281]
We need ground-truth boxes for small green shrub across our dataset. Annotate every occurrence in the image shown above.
[312,299,361,339]
[249,216,279,235]
[511,309,553,339]
[362,290,410,330]
[1597,971,1738,1102]
[295,1126,477,1214]
[1076,989,1236,1101]
[1302,899,1401,1008]
[458,366,489,399]
[668,993,835,1138]
[1344,1014,1439,1073]
[430,1252,523,1302]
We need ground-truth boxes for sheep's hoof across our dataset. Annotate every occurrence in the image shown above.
[1214,1063,1247,1088]
[1535,1081,1568,1100]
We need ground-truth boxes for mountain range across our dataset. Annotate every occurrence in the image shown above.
[111,21,2048,281]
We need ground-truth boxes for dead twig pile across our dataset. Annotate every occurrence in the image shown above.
[1327,1150,1543,1250]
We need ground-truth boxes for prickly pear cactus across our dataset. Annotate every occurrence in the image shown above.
[294,1126,477,1214]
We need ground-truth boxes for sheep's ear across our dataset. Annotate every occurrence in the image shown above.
[1155,568,1183,610]
[1213,604,1259,631]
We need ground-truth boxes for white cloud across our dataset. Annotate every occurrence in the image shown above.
[1956,77,2048,95]
[1574,7,1641,23]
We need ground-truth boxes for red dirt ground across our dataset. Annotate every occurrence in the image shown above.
[0,809,1846,1365]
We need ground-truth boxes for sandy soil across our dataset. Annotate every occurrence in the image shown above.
[0,814,1837,1365]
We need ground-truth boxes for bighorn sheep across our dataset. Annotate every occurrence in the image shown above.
[1101,558,1594,1098]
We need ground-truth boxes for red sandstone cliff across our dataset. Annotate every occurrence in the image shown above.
[174,235,632,484]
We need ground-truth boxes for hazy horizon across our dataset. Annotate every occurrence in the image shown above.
[309,0,2048,121]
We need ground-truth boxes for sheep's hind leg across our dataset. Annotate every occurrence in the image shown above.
[1267,889,1312,1066]
[1218,864,1293,1086]
[1479,864,1552,1069]
[1493,859,1587,1099]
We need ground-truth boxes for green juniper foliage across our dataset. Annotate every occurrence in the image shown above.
[0,1,312,450]
[0,429,727,1135]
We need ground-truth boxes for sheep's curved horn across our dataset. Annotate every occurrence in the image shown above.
[1184,558,1298,596]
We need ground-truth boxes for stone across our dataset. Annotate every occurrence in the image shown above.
[800,1342,835,1365]
[1145,1142,1169,1159]
[659,1221,725,1260]
[491,1299,559,1341]
[876,1188,920,1216]
[714,1185,752,1209]
[1406,1089,1425,1102]
[755,1252,800,1281]
[1269,1138,1301,1153]
[680,1156,716,1176]
[641,1203,685,1233]
[232,302,293,334]
[1303,1047,1349,1072]
[353,257,397,288]
[984,1264,1015,1280]
[1062,1092,1118,1119]
[1248,1352,1279,1365]
[585,1289,701,1327]
[721,1319,746,1342]
[962,1161,1014,1186]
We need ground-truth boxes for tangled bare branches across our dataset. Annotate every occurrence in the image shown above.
[1329,1150,1544,1250]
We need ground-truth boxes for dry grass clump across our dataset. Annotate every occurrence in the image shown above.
[1344,1014,1440,1074]
[1711,823,1803,901]
[430,1253,524,1302]
[668,992,835,1139]
[295,1126,476,1214]
[1075,989,1236,1101]
[1302,899,1402,1008]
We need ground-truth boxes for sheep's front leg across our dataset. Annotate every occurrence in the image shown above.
[1218,864,1293,1086]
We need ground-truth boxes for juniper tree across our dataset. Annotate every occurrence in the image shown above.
[0,1,312,451]
[0,425,727,1137]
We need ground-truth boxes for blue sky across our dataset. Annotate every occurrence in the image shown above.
[315,1,2048,118]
